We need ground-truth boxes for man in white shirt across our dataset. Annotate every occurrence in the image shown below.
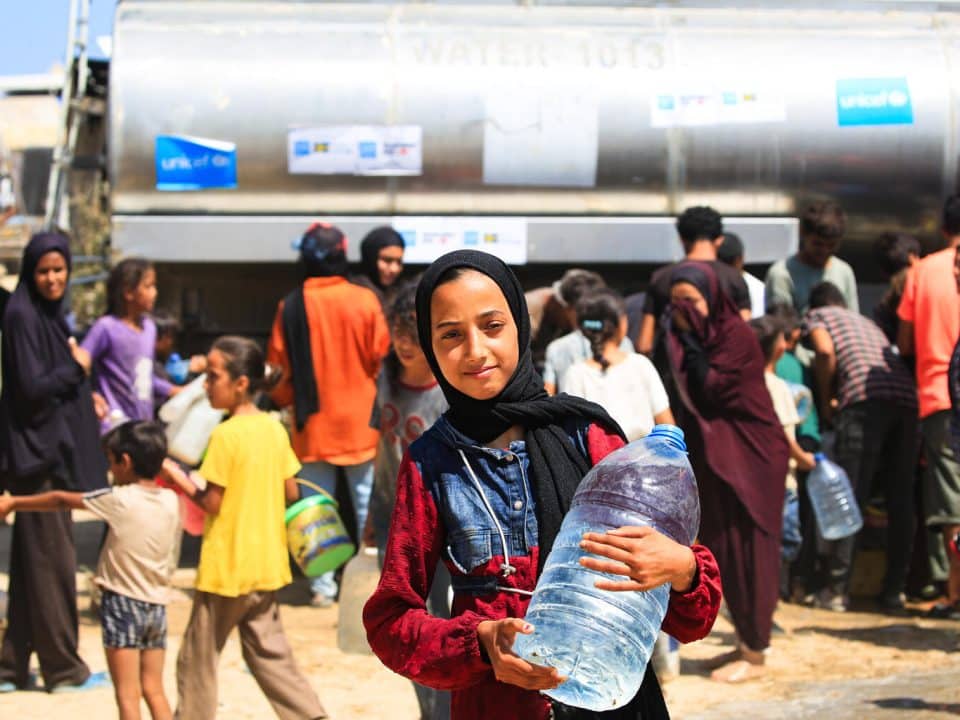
[718,232,766,318]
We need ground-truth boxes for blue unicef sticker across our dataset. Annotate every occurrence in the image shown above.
[357,141,377,159]
[836,78,913,127]
[155,135,237,191]
[463,231,479,246]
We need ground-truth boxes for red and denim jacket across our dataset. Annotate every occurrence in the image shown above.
[364,415,722,720]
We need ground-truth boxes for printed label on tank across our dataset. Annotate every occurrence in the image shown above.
[390,216,527,265]
[650,81,786,128]
[836,78,913,127]
[155,135,237,191]
[287,126,422,176]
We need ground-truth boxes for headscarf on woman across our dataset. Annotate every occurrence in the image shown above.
[416,251,671,720]
[360,226,405,291]
[415,250,626,567]
[666,261,788,536]
[0,232,105,491]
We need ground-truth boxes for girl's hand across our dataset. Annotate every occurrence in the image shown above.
[69,337,91,374]
[477,619,565,691]
[160,458,194,496]
[0,496,13,520]
[189,355,208,373]
[579,526,697,593]
[671,309,691,333]
[91,392,109,421]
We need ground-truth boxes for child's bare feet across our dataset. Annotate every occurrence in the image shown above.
[700,647,742,671]
[710,646,766,684]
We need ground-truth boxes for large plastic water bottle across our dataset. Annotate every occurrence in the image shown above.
[513,424,700,711]
[807,453,863,540]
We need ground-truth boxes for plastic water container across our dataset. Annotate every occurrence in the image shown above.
[807,453,863,541]
[158,374,224,466]
[513,424,700,711]
[165,353,190,385]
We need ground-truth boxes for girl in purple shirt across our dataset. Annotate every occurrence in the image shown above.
[83,258,178,430]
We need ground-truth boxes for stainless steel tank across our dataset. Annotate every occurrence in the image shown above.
[109,1,960,262]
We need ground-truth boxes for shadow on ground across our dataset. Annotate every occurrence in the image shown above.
[793,622,960,653]
[872,698,960,715]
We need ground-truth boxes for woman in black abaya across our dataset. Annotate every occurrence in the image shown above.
[0,232,107,692]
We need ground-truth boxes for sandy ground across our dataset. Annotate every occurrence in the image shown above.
[1,516,959,719]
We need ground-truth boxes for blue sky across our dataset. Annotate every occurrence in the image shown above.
[1,0,115,75]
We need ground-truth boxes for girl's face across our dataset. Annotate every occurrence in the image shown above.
[430,270,519,400]
[204,349,248,410]
[34,251,68,302]
[377,247,404,288]
[126,268,158,314]
[393,327,429,372]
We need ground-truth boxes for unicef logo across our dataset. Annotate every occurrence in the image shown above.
[887,89,909,108]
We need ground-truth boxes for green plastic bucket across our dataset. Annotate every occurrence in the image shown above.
[285,480,355,578]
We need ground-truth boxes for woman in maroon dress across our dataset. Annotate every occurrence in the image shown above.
[666,261,789,683]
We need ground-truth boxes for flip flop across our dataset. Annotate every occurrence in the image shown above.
[48,671,111,694]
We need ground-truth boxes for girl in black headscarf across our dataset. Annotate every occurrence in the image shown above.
[352,226,405,306]
[364,250,721,720]
[0,232,107,692]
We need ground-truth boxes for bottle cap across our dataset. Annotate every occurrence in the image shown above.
[649,424,686,452]
[814,452,826,463]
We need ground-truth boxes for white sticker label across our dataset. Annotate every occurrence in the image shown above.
[287,126,422,176]
[651,85,786,128]
[391,217,528,265]
[483,87,598,188]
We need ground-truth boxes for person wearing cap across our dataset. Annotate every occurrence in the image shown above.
[718,231,766,318]
[268,223,390,607]
[351,226,405,308]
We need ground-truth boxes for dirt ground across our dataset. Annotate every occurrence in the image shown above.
[2,516,960,719]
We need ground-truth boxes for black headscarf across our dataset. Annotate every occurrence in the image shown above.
[360,226,405,291]
[416,250,626,567]
[0,232,106,491]
[416,251,666,720]
[283,223,349,430]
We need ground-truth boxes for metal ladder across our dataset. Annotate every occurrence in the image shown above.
[44,0,92,232]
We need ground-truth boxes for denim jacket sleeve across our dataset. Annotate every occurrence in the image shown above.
[363,450,493,691]
[586,422,723,644]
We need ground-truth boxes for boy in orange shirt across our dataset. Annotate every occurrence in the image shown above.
[268,223,390,606]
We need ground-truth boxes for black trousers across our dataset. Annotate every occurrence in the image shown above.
[0,476,89,688]
[825,399,918,597]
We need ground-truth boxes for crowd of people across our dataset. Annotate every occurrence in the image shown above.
[0,194,958,720]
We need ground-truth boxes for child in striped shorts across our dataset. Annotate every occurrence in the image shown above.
[0,421,181,719]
